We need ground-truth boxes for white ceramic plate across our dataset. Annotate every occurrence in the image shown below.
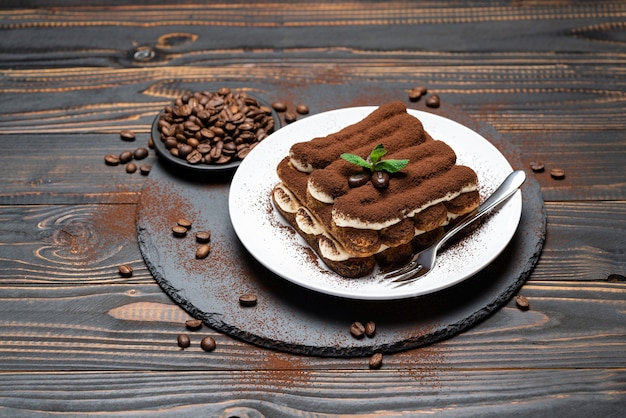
[229,107,522,300]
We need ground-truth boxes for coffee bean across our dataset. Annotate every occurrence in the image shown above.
[425,94,440,108]
[133,147,149,160]
[104,154,120,166]
[365,321,376,338]
[200,336,217,352]
[139,164,152,175]
[185,319,203,331]
[125,162,137,173]
[172,225,188,237]
[515,295,530,310]
[195,231,211,243]
[408,86,427,102]
[295,104,309,115]
[348,172,370,188]
[371,171,390,189]
[157,90,276,166]
[117,264,133,278]
[195,244,211,259]
[607,273,626,282]
[177,333,191,349]
[529,161,545,172]
[550,168,565,179]
[177,218,192,229]
[239,293,258,307]
[350,321,366,339]
[147,137,154,149]
[120,130,136,141]
[271,101,287,112]
[119,150,133,164]
[369,353,383,369]
[285,112,298,124]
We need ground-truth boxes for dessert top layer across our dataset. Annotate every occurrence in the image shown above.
[281,101,479,230]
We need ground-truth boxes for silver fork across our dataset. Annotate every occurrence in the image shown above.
[377,170,526,286]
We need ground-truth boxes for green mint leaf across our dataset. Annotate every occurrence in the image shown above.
[369,144,386,165]
[340,153,372,169]
[374,159,410,173]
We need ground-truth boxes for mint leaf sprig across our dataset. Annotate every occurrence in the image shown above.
[340,144,409,174]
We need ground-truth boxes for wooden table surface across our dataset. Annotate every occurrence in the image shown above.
[1,1,625,416]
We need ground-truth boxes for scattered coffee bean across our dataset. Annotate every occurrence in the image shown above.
[365,321,376,338]
[550,168,565,179]
[200,336,217,352]
[119,150,133,164]
[177,333,191,349]
[196,244,211,259]
[133,147,149,160]
[139,164,152,175]
[371,171,390,189]
[350,321,366,339]
[239,293,258,307]
[515,295,530,310]
[104,154,120,166]
[177,218,192,230]
[172,225,188,237]
[271,101,287,112]
[157,90,275,166]
[125,162,137,173]
[147,137,154,149]
[120,130,136,141]
[408,86,427,102]
[529,161,545,172]
[285,111,298,124]
[117,264,133,278]
[195,231,211,243]
[295,104,309,115]
[348,172,370,188]
[425,94,440,108]
[369,352,383,370]
[185,319,203,331]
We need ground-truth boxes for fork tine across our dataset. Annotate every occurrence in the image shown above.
[379,259,420,279]
[388,265,426,286]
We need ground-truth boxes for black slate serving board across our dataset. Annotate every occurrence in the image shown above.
[136,104,546,357]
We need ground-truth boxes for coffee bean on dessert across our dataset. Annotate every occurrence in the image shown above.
[196,244,211,259]
[104,154,120,166]
[371,171,390,189]
[285,112,298,124]
[119,150,133,164]
[550,168,565,179]
[133,147,149,160]
[350,321,366,339]
[425,94,441,108]
[177,333,191,349]
[295,104,309,115]
[239,293,258,307]
[271,101,287,112]
[515,295,530,310]
[529,161,545,172]
[172,225,188,237]
[365,321,376,338]
[195,231,212,243]
[185,319,203,331]
[200,336,217,352]
[120,130,136,141]
[139,164,152,175]
[177,218,192,229]
[369,352,383,370]
[125,162,137,173]
[117,264,133,278]
[348,172,371,188]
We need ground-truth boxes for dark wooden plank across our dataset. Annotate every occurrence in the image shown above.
[0,369,624,417]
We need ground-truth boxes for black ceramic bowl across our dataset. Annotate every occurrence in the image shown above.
[151,92,280,173]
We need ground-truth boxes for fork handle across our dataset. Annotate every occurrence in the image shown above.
[436,170,526,251]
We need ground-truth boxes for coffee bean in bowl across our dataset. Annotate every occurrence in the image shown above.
[151,89,281,173]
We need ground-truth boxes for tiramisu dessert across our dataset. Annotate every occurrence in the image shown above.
[271,101,480,278]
